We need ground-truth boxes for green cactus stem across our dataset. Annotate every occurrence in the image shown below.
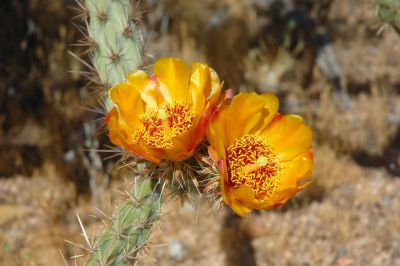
[77,1,161,264]
[85,178,161,265]
[85,0,143,110]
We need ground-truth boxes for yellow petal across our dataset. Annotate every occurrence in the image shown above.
[106,108,127,147]
[232,186,256,202]
[224,92,279,145]
[189,63,209,114]
[260,93,279,129]
[209,68,222,100]
[127,70,151,89]
[153,57,191,104]
[164,128,195,161]
[204,68,222,111]
[106,108,162,164]
[278,151,314,191]
[230,201,252,217]
[206,106,229,159]
[263,114,312,161]
[230,186,255,216]
[208,146,220,164]
[126,144,162,164]
[109,72,147,128]
[139,79,160,110]
[107,57,226,163]
[206,91,314,215]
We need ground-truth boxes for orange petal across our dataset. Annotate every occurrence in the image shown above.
[224,92,279,145]
[109,72,147,128]
[126,70,152,89]
[205,68,223,109]
[278,151,313,192]
[126,144,162,164]
[231,186,256,202]
[229,186,255,216]
[230,201,252,217]
[208,146,220,164]
[106,108,127,147]
[166,129,195,161]
[138,78,160,110]
[189,62,209,114]
[210,68,222,99]
[107,109,162,164]
[260,93,279,129]
[206,106,229,159]
[152,57,191,104]
[263,114,312,161]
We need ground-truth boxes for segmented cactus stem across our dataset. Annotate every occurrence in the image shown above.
[77,0,161,264]
[85,178,161,265]
[85,0,143,110]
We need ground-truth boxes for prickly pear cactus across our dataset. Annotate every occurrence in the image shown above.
[377,0,400,34]
[85,0,143,110]
[74,1,162,264]
[86,178,161,266]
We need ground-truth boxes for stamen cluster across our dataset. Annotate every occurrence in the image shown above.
[227,135,281,199]
[135,104,195,148]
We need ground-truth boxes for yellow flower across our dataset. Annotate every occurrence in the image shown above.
[206,92,313,216]
[106,57,223,163]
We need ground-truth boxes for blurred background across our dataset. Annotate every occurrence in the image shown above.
[1,0,400,265]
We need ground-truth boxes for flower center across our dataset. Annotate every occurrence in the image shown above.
[226,134,281,199]
[135,104,195,148]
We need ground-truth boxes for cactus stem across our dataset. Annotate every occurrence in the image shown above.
[83,176,161,265]
[71,0,159,264]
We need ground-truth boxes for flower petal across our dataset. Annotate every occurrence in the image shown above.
[189,62,209,114]
[260,93,279,129]
[107,57,223,163]
[230,201,253,217]
[278,151,314,190]
[269,151,314,204]
[224,92,279,145]
[263,114,312,161]
[106,108,128,147]
[109,71,147,128]
[231,186,255,202]
[153,57,191,104]
[230,186,255,216]
[205,68,223,110]
[125,143,162,164]
[209,68,222,99]
[106,108,162,164]
[206,106,229,160]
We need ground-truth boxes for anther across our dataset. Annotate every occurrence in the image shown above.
[242,156,268,174]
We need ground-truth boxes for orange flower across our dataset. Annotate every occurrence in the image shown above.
[207,92,313,216]
[106,57,223,163]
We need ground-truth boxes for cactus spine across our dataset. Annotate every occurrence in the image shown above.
[85,0,143,110]
[86,178,161,265]
[79,1,162,264]
[377,0,400,34]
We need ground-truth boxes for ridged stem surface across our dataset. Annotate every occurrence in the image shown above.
[85,178,161,265]
[85,0,143,110]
